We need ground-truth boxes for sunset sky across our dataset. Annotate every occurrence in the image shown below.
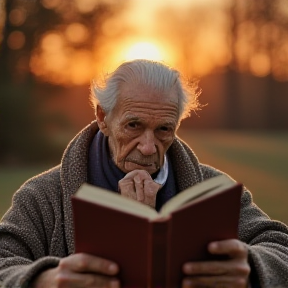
[27,0,231,85]
[2,0,288,85]
[97,0,230,74]
[1,0,288,165]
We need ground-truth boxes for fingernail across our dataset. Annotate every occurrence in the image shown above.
[209,242,218,251]
[108,263,118,274]
[183,263,193,273]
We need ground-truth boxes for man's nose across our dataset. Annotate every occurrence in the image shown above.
[137,130,157,155]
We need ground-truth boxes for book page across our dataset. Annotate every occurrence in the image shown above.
[76,184,159,220]
[159,175,235,216]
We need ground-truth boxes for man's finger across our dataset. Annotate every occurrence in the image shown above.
[119,179,137,201]
[208,239,248,259]
[183,260,227,276]
[143,179,160,207]
[182,275,247,288]
[183,258,250,277]
[54,269,120,288]
[134,175,144,201]
[59,253,119,275]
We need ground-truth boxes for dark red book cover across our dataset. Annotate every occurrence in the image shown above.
[72,181,242,288]
[72,197,152,288]
[165,183,243,287]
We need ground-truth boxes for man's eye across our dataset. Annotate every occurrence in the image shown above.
[128,122,139,128]
[159,126,169,132]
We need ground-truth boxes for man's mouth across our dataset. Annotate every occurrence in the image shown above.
[124,160,159,173]
[129,160,156,168]
[131,161,153,167]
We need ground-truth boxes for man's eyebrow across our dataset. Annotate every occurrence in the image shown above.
[124,115,141,121]
[160,120,176,126]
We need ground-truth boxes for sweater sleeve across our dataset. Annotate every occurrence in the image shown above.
[200,163,288,288]
[0,169,66,288]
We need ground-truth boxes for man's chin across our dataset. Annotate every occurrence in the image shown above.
[124,161,159,175]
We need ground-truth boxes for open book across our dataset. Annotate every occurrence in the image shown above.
[72,174,243,288]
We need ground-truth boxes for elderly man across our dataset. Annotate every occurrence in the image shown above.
[0,60,288,288]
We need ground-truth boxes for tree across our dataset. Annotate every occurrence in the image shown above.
[0,0,129,165]
[227,0,288,128]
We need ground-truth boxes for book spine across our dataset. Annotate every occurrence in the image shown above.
[149,218,168,288]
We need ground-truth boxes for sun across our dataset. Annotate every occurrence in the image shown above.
[125,42,163,61]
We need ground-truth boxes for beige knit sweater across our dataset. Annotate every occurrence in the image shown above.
[1,122,288,288]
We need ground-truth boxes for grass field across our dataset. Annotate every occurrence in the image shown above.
[177,129,288,224]
[0,129,288,224]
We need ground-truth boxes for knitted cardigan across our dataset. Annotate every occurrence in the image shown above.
[0,122,288,288]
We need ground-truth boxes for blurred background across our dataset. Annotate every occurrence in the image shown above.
[0,0,287,222]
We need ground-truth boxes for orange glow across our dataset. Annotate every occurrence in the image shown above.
[124,42,163,61]
[26,1,288,85]
[101,18,123,37]
[91,38,177,79]
[7,31,25,50]
[74,0,98,13]
[69,49,94,85]
[41,0,61,10]
[9,8,26,26]
[41,32,64,52]
[65,23,89,44]
[249,53,271,77]
[30,31,99,85]
[30,32,68,84]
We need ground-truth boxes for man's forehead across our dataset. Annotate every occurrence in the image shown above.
[119,82,179,104]
[123,113,176,123]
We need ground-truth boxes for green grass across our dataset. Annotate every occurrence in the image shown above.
[177,129,288,224]
[0,130,288,224]
[0,166,52,219]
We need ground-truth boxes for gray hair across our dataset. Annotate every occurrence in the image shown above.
[90,59,201,121]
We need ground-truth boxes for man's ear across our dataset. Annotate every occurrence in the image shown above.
[96,105,109,135]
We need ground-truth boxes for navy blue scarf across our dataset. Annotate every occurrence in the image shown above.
[88,131,177,211]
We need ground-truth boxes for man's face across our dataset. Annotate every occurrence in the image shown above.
[103,82,179,174]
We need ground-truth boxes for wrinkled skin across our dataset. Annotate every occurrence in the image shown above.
[97,82,179,176]
[118,169,162,208]
[31,82,250,288]
[31,254,120,288]
[97,82,179,208]
[182,240,250,288]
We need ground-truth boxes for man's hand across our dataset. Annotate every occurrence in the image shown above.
[182,239,250,288]
[31,253,120,288]
[118,170,161,208]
